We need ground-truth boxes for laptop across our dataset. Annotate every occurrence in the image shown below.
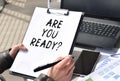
[60,0,120,49]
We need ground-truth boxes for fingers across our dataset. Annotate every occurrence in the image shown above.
[63,56,74,76]
[55,56,64,62]
[9,44,27,58]
[10,44,27,53]
[66,59,75,74]
[56,55,75,81]
[47,55,75,81]
[17,44,28,51]
[66,65,75,81]
[56,55,74,69]
[13,44,27,51]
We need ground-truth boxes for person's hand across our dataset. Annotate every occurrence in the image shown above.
[9,44,27,59]
[47,55,75,81]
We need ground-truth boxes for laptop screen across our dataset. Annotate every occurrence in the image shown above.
[60,0,120,19]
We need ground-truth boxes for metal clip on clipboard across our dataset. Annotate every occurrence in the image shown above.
[47,0,69,16]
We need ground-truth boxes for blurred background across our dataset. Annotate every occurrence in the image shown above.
[0,0,60,81]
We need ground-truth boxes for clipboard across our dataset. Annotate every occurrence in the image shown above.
[10,7,83,79]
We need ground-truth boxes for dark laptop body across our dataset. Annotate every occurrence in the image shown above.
[60,0,120,49]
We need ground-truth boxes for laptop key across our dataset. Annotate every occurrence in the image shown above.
[79,21,120,39]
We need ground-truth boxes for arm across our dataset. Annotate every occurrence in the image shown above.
[0,49,14,74]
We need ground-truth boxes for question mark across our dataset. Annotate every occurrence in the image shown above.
[56,42,62,51]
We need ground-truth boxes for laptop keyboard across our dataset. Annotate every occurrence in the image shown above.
[79,21,120,38]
